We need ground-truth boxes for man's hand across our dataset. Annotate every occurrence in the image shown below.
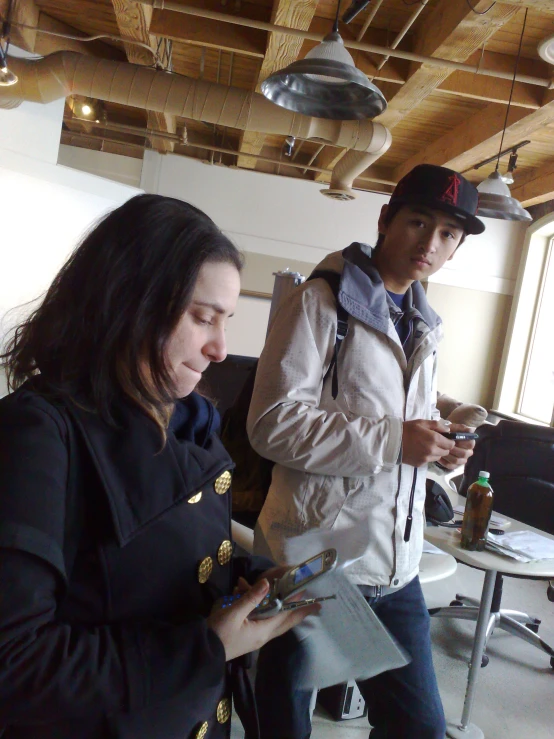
[435,423,476,470]
[402,419,455,467]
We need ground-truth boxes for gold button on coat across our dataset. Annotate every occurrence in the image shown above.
[198,556,213,584]
[217,540,233,566]
[214,470,232,495]
[187,491,203,504]
[195,720,209,739]
[217,697,231,724]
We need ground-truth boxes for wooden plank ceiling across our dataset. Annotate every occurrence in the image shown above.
[5,0,554,205]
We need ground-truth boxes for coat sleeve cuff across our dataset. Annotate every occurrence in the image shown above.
[383,416,403,468]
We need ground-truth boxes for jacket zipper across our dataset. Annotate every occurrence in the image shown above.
[403,468,418,542]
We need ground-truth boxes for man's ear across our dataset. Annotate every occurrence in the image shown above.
[377,204,389,234]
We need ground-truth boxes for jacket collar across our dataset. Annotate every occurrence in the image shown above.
[66,395,232,546]
[337,242,441,334]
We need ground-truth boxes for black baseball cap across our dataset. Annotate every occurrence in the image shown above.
[389,164,485,235]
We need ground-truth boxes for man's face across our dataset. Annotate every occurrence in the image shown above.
[376,204,465,285]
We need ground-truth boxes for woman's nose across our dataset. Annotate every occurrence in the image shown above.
[206,328,227,363]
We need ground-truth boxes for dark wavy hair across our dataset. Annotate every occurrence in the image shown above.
[1,194,243,430]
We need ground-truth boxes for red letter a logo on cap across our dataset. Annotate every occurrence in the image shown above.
[440,174,460,206]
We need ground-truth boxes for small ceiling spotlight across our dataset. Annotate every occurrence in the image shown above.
[0,45,18,87]
[283,136,295,157]
[73,97,104,124]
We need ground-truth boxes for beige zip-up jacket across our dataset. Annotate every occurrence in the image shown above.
[247,244,443,588]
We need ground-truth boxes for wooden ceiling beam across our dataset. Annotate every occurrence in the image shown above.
[150,8,267,58]
[499,1,554,10]
[435,47,547,109]
[1,0,123,59]
[436,72,540,109]
[3,0,39,51]
[392,96,554,180]
[374,0,521,131]
[510,161,554,207]
[111,1,176,153]
[34,13,126,59]
[237,0,319,170]
[314,0,520,184]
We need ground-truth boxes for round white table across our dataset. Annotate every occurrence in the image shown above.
[419,550,457,584]
[426,518,554,739]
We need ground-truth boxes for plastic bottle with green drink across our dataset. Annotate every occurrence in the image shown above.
[460,471,494,551]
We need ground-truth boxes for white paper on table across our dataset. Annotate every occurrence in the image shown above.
[487,530,554,561]
[282,527,410,690]
[484,537,533,563]
[422,541,449,555]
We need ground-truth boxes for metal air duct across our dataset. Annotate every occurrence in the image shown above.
[0,51,391,199]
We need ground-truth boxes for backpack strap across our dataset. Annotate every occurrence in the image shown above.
[307,269,349,400]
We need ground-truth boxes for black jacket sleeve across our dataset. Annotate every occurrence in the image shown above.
[0,395,226,725]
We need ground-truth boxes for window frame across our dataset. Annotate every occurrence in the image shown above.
[494,212,554,428]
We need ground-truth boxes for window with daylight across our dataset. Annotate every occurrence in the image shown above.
[518,237,554,424]
[494,215,554,427]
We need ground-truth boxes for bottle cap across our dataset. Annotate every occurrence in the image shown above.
[478,471,490,479]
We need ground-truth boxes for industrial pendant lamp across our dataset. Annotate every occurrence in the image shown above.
[261,0,386,120]
[0,45,18,87]
[476,11,531,222]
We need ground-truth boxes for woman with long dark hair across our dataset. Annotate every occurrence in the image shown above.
[0,194,316,739]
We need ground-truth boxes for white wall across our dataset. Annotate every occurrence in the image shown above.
[0,47,65,164]
[140,150,389,264]
[0,101,142,397]
[58,145,143,188]
[0,99,65,163]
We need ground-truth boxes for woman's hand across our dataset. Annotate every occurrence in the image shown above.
[207,578,319,662]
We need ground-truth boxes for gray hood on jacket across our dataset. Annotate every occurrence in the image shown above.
[311,242,441,336]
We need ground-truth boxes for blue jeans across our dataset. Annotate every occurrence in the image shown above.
[254,576,446,739]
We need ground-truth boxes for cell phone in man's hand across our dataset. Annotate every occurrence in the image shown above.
[440,431,479,441]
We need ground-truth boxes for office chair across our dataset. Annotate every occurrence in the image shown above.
[430,420,554,668]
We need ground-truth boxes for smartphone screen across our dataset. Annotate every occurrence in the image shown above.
[293,555,323,584]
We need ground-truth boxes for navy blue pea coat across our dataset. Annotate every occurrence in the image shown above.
[0,382,267,739]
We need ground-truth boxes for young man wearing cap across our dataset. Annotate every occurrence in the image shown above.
[247,165,485,739]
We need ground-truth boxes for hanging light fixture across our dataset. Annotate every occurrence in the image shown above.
[0,45,18,87]
[476,10,531,222]
[261,0,386,120]
[537,33,554,65]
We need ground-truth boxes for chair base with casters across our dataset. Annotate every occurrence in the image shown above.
[429,571,554,668]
